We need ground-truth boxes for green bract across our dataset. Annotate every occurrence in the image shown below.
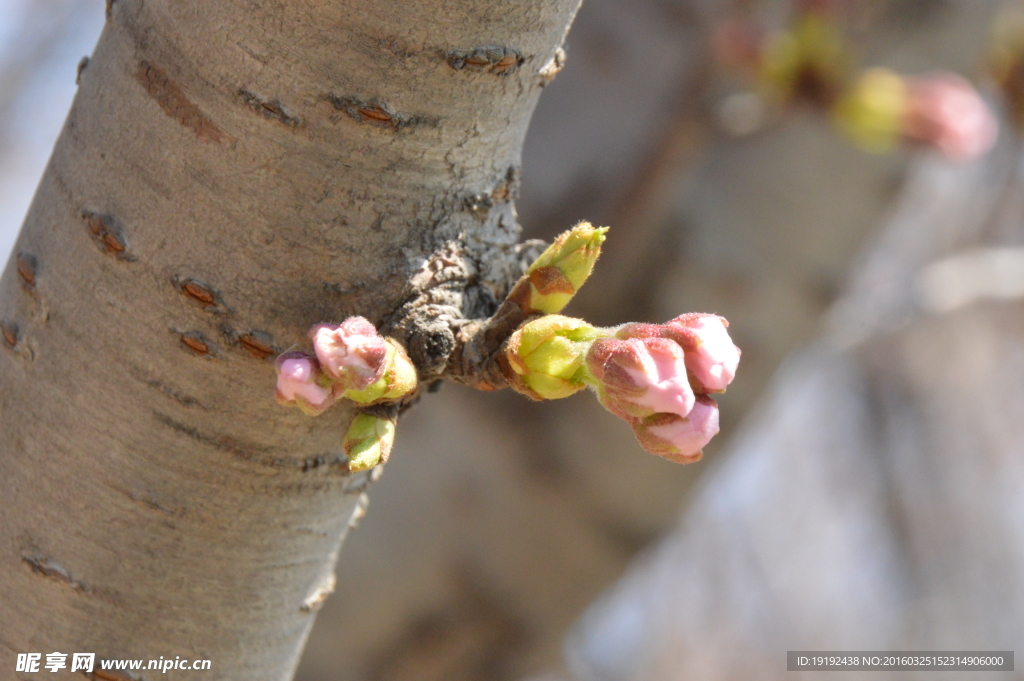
[343,414,396,472]
[505,315,604,400]
[343,339,418,405]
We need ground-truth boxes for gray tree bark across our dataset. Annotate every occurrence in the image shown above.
[0,1,581,678]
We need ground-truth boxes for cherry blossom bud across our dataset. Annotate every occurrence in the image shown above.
[903,73,997,161]
[513,222,608,314]
[342,339,418,405]
[661,313,741,393]
[587,337,695,419]
[310,317,388,390]
[503,315,602,400]
[275,352,336,415]
[343,413,396,472]
[631,395,720,463]
[611,322,663,340]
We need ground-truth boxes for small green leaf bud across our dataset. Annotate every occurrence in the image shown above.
[343,413,396,472]
[503,315,604,400]
[516,222,608,314]
[381,339,418,399]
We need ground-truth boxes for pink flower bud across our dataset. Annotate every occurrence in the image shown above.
[632,395,720,463]
[587,337,695,419]
[275,352,335,415]
[903,73,997,161]
[662,313,740,393]
[613,322,664,340]
[310,317,388,389]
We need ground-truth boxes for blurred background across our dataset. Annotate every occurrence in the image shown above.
[3,1,1024,679]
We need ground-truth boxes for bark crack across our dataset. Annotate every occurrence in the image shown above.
[82,210,132,260]
[238,89,303,128]
[326,94,437,130]
[22,554,91,591]
[444,46,525,75]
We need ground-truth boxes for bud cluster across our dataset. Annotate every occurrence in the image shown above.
[712,4,997,161]
[276,316,417,413]
[758,10,849,109]
[274,316,417,470]
[591,315,739,462]
[502,313,740,463]
[273,223,740,469]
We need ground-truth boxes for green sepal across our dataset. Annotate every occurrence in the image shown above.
[504,315,607,400]
[343,340,418,405]
[344,413,397,472]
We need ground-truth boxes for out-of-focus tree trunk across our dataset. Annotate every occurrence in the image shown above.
[0,1,580,678]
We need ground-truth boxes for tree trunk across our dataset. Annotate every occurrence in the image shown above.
[0,0,580,678]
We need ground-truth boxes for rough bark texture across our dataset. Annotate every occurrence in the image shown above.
[0,1,581,678]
